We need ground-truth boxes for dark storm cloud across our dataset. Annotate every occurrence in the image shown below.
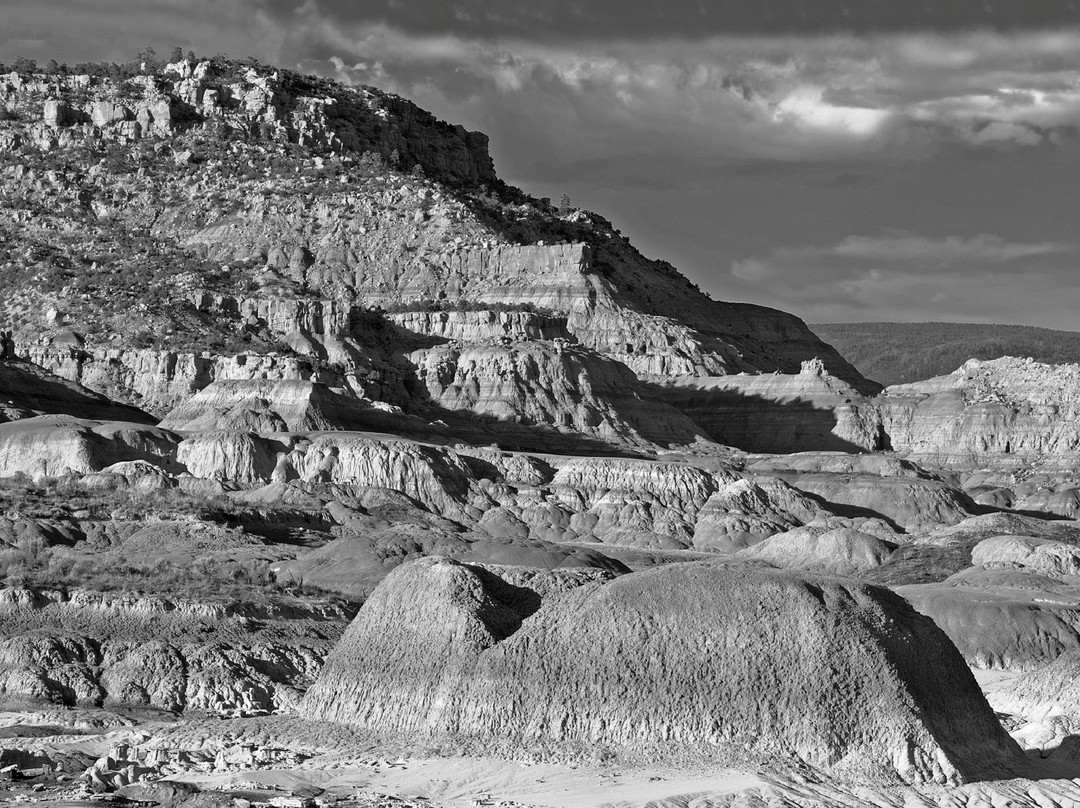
[252,0,1080,39]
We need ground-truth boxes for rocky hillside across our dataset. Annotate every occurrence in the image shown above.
[0,55,873,456]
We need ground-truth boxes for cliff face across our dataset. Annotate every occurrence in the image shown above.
[659,356,1080,475]
[661,358,883,453]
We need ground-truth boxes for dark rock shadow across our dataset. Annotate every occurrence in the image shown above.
[652,382,876,454]
[0,358,156,425]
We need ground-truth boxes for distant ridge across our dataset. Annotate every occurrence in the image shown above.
[813,322,1080,387]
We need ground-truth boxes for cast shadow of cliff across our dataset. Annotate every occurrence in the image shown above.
[647,382,882,455]
[389,399,649,458]
[354,318,649,458]
[0,359,156,425]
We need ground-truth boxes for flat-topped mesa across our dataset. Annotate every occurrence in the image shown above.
[301,557,1023,785]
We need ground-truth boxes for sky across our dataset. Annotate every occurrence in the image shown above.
[6,1,1080,328]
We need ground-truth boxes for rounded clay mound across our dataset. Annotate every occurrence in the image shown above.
[301,557,1022,785]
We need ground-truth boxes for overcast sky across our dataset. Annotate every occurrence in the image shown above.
[7,1,1080,328]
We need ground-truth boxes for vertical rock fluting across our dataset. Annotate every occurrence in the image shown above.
[301,558,1022,785]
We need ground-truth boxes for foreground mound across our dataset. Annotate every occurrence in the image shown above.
[301,557,1020,784]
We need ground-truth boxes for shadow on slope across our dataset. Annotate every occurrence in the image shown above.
[654,383,878,454]
[0,359,155,425]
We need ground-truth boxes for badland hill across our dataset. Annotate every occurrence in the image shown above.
[3,54,1080,807]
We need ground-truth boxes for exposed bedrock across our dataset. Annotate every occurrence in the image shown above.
[659,359,884,453]
[0,416,181,479]
[180,222,872,390]
[389,309,570,343]
[159,379,400,433]
[660,356,1080,464]
[301,557,1022,785]
[879,358,1080,468]
[0,587,345,713]
[3,413,969,554]
[20,345,345,418]
[408,341,705,448]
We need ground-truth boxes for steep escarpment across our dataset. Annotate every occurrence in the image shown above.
[662,356,1080,470]
[0,56,873,456]
[302,557,1022,784]
[408,341,705,448]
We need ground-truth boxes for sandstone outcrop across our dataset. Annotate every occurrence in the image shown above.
[302,557,1022,784]
[159,379,397,433]
[878,357,1080,467]
[409,341,705,448]
[21,345,354,419]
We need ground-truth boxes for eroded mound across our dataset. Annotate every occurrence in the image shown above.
[301,557,1021,785]
[739,525,897,575]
